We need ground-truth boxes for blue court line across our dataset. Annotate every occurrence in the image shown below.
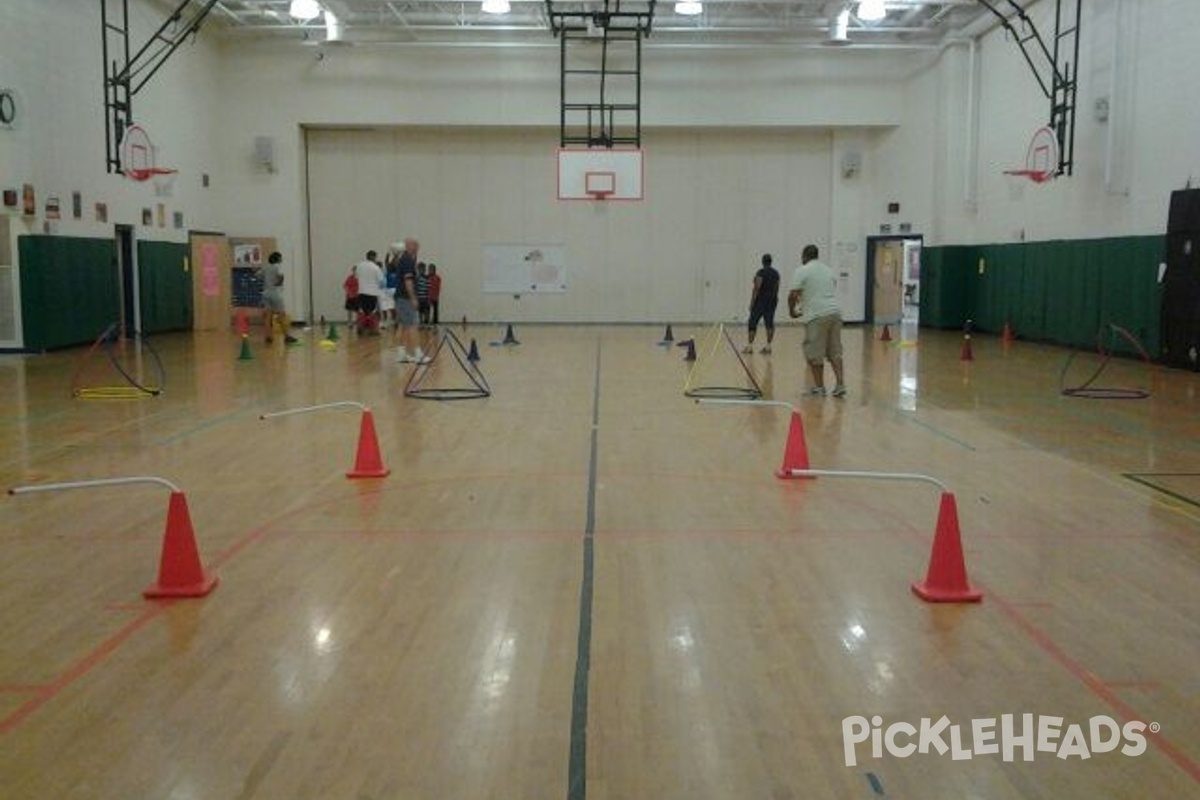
[907,415,977,451]
[156,406,255,445]
[567,337,601,800]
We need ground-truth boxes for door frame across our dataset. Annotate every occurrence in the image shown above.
[114,224,137,337]
[865,234,923,323]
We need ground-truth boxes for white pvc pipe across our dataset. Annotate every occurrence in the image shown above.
[697,398,795,413]
[787,468,949,493]
[260,400,366,420]
[10,476,182,495]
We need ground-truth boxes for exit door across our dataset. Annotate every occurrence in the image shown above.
[701,240,742,322]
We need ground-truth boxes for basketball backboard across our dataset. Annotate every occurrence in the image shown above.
[557,148,643,200]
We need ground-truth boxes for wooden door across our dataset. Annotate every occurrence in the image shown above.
[190,233,231,331]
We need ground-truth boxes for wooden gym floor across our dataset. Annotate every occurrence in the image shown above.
[0,323,1197,799]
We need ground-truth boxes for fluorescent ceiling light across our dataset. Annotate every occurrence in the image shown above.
[858,0,886,22]
[324,10,343,41]
[482,0,511,14]
[830,8,850,42]
[289,0,321,22]
[675,1,703,16]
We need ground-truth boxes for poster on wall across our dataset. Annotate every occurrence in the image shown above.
[95,202,107,223]
[22,184,34,216]
[45,196,60,220]
[173,211,184,230]
[72,191,82,220]
[233,243,262,266]
[201,242,221,297]
[156,203,165,228]
[141,208,152,226]
[482,244,568,293]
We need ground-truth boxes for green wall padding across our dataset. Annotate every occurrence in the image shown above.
[922,235,1164,355]
[138,241,192,334]
[19,236,119,351]
[919,245,970,329]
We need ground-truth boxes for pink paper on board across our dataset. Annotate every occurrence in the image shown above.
[201,243,220,297]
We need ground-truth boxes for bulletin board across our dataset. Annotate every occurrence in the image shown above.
[482,244,567,293]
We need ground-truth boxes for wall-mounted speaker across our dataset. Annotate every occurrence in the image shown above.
[254,136,275,172]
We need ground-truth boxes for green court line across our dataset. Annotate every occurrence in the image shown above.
[1122,473,1200,510]
[567,336,601,800]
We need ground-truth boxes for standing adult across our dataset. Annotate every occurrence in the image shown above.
[393,238,429,364]
[743,253,780,355]
[787,244,846,397]
[427,263,442,325]
[353,250,385,335]
[260,251,298,345]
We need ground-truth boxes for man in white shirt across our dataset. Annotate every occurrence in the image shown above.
[353,250,385,335]
[788,244,846,398]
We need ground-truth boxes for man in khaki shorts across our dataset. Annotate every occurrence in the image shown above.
[787,244,846,398]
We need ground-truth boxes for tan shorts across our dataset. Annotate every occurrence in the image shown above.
[803,312,843,364]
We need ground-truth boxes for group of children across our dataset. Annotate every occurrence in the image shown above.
[344,249,441,329]
[343,239,444,363]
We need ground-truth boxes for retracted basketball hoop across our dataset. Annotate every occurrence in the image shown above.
[120,124,178,183]
[1004,126,1060,184]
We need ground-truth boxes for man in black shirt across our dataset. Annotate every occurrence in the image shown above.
[743,253,781,355]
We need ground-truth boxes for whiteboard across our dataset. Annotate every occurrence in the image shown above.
[482,244,568,293]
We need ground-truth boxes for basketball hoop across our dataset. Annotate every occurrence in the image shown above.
[1003,126,1060,185]
[120,124,177,183]
[587,189,614,202]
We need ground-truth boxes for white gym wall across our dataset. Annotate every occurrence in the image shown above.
[306,127,832,324]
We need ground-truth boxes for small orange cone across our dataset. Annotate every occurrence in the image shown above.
[347,408,390,479]
[960,334,974,361]
[880,324,892,342]
[911,492,983,603]
[775,410,814,479]
[144,491,218,599]
[235,309,249,336]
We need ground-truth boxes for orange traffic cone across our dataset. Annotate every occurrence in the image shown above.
[1001,322,1014,343]
[235,309,249,336]
[347,408,390,479]
[960,334,974,361]
[775,410,814,478]
[880,324,892,342]
[143,491,219,598]
[911,492,983,603]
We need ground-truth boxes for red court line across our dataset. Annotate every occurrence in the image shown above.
[0,499,322,735]
[0,608,160,735]
[989,592,1200,785]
